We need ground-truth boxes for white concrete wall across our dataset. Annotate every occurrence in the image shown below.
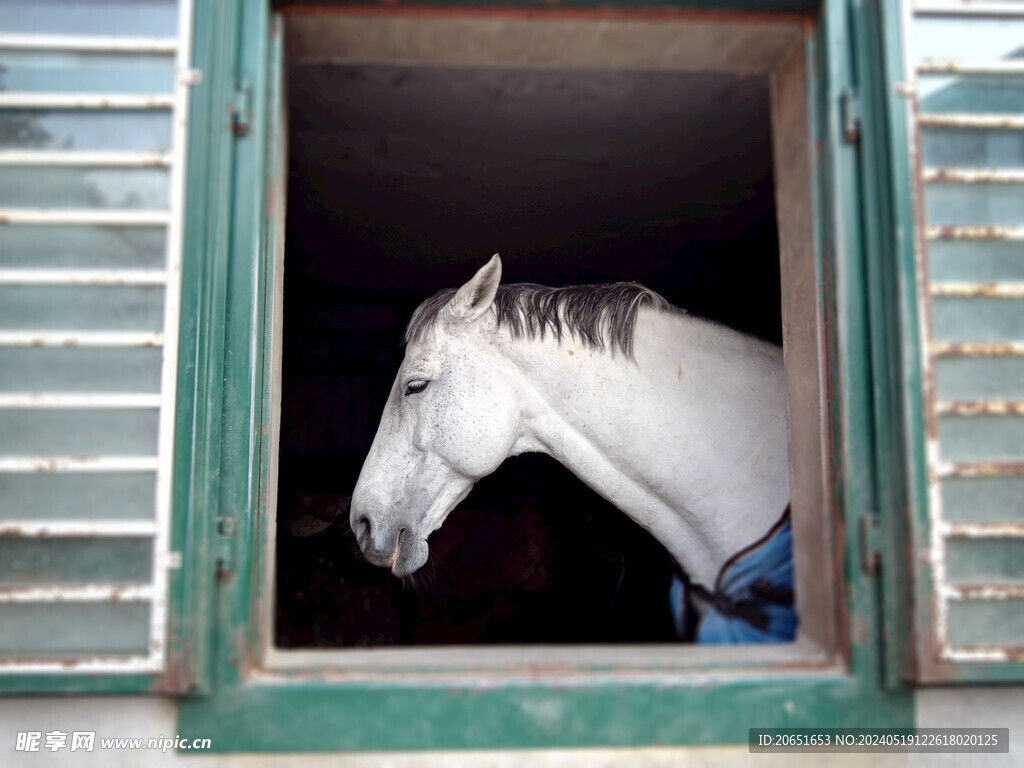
[1,689,1020,767]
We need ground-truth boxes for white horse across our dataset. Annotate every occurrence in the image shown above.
[350,255,791,631]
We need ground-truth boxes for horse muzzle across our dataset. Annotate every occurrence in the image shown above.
[352,514,428,576]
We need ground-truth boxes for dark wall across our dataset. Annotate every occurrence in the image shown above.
[275,63,780,647]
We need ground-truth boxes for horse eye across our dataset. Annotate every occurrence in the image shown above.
[404,379,429,397]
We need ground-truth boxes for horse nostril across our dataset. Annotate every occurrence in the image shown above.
[355,515,371,539]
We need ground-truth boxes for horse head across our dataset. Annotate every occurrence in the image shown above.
[349,256,795,643]
[350,255,526,576]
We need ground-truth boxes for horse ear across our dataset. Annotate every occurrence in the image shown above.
[449,254,502,322]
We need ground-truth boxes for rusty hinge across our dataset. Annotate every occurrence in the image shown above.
[841,88,861,144]
[231,79,252,136]
[215,516,236,579]
[860,512,882,574]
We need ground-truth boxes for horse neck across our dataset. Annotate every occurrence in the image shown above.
[501,310,790,588]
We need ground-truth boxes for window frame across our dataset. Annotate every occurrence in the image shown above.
[178,0,916,749]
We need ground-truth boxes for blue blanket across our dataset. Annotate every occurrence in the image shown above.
[671,512,797,643]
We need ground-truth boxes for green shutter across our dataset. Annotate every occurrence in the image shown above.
[0,0,196,691]
[888,0,1024,682]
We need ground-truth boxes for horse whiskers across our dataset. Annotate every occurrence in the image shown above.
[341,522,365,560]
[398,571,420,592]
[401,550,449,598]
[608,559,628,612]
[427,547,451,576]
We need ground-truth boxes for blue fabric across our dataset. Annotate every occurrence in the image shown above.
[671,517,797,644]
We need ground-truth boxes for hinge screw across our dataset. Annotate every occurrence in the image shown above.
[231,80,252,136]
[841,88,862,144]
[164,551,183,570]
[179,68,202,87]
[894,81,915,98]
[860,513,882,574]
[215,556,235,580]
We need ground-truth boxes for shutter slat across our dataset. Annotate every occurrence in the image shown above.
[0,654,160,675]
[0,394,161,408]
[924,168,1024,184]
[0,34,177,53]
[937,461,1024,479]
[918,113,1024,130]
[0,585,154,603]
[942,521,1024,538]
[932,341,1024,357]
[0,151,172,167]
[917,59,1024,76]
[0,457,160,473]
[940,646,1024,664]
[914,1,1024,17]
[0,209,170,226]
[0,332,164,347]
[936,400,1024,416]
[945,585,1024,600]
[0,270,167,286]
[0,520,158,537]
[0,92,174,109]
[931,282,1024,298]
[926,225,1024,241]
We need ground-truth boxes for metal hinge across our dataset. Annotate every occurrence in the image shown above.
[841,88,861,144]
[860,512,882,574]
[231,80,252,136]
[215,516,236,579]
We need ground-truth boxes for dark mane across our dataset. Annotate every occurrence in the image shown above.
[404,282,676,358]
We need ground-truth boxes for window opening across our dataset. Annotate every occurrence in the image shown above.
[274,61,785,649]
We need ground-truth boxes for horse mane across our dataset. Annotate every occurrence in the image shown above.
[404,281,677,358]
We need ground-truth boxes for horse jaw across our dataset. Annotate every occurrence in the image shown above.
[350,427,478,577]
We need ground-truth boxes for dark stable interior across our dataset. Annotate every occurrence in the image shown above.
[274,63,781,647]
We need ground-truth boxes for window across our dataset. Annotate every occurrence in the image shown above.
[179,3,915,750]
[274,66,785,650]
[5,0,1020,750]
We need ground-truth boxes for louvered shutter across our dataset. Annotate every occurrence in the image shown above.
[893,0,1024,681]
[0,0,194,684]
